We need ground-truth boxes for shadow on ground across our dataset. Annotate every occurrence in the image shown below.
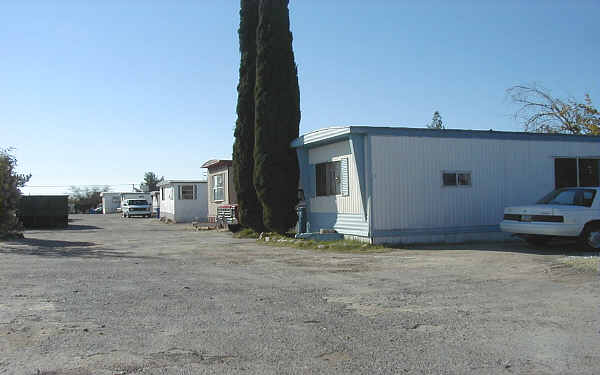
[393,239,597,257]
[23,224,103,231]
[65,224,103,230]
[0,238,151,259]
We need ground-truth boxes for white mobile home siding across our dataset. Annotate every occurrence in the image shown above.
[174,183,208,222]
[308,141,363,215]
[101,193,121,214]
[293,126,600,244]
[159,186,176,219]
[159,182,207,223]
[369,135,600,241]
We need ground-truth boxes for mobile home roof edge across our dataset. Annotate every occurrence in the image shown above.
[158,180,208,186]
[291,126,600,147]
[201,159,233,168]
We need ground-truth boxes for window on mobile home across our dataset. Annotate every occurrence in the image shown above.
[181,185,194,200]
[213,174,224,201]
[316,161,341,196]
[555,158,600,188]
[443,172,471,187]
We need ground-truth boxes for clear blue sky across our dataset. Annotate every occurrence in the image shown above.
[2,1,598,195]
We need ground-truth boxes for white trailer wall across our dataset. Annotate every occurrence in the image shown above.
[101,193,122,214]
[369,135,600,243]
[308,140,363,215]
[174,183,208,222]
[159,186,176,219]
[159,182,208,223]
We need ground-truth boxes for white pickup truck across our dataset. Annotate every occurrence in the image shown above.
[500,187,600,250]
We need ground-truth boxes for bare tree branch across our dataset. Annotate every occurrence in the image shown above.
[507,84,600,135]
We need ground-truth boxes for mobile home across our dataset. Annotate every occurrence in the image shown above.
[201,160,238,222]
[150,191,160,216]
[291,126,600,244]
[100,192,122,214]
[158,180,208,223]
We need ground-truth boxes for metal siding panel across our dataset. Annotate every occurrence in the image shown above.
[308,141,363,215]
[340,157,349,196]
[308,213,368,237]
[371,136,600,233]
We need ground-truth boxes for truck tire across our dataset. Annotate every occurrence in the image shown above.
[580,223,600,251]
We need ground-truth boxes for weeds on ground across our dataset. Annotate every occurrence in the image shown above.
[558,256,600,273]
[282,238,388,253]
[0,231,24,241]
[234,228,260,239]
[233,227,387,252]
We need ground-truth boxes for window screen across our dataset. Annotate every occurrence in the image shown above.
[316,161,341,196]
[181,185,194,200]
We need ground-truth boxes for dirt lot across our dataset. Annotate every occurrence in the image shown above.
[1,214,599,374]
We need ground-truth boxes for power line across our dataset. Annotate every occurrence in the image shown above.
[24,184,135,188]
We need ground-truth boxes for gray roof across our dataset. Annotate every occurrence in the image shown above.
[291,126,600,148]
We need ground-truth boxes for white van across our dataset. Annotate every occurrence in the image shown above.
[122,198,152,218]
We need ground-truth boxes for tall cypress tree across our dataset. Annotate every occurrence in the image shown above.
[254,0,301,233]
[233,0,264,232]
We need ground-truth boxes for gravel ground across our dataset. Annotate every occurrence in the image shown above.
[1,214,599,374]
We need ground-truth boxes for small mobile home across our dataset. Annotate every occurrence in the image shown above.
[100,192,122,214]
[201,160,237,222]
[291,126,600,244]
[158,180,208,223]
[150,191,160,216]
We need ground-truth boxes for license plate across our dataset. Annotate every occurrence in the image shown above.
[521,215,532,222]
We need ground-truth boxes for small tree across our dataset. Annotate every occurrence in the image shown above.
[427,111,444,129]
[0,148,31,236]
[141,172,164,192]
[69,186,110,213]
[507,84,600,135]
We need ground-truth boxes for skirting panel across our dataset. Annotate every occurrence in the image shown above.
[372,226,512,245]
[308,212,369,237]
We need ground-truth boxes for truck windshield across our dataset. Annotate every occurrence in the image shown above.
[537,189,596,207]
[127,200,148,206]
